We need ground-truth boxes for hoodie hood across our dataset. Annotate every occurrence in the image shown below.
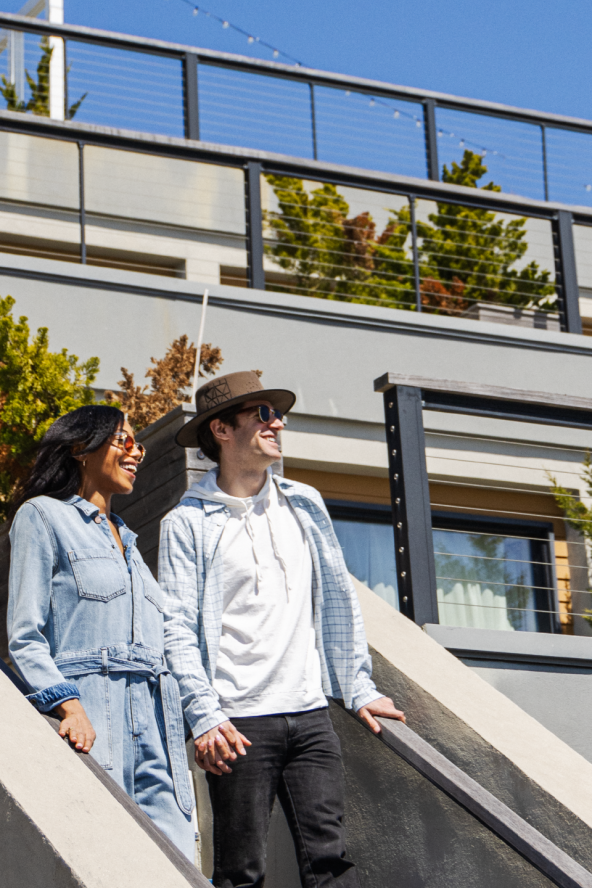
[180,467,272,509]
[180,467,294,599]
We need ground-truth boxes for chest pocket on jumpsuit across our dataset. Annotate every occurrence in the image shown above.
[68,549,128,601]
[134,558,166,613]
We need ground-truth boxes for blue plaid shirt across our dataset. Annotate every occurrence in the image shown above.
[158,475,381,738]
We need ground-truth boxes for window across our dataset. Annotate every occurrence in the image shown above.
[326,502,398,610]
[433,513,557,633]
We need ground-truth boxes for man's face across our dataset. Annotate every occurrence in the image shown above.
[212,399,284,468]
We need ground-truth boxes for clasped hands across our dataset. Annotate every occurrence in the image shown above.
[195,697,405,775]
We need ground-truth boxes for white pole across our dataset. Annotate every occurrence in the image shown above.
[191,289,209,403]
[48,0,65,121]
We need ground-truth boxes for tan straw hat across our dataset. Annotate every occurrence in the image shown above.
[176,370,296,447]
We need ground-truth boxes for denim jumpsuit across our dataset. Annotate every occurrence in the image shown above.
[7,495,195,858]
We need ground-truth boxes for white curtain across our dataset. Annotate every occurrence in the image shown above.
[332,519,399,610]
[434,529,537,632]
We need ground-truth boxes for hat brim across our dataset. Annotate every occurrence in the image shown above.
[175,388,297,447]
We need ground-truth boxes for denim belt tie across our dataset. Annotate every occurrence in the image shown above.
[55,649,194,815]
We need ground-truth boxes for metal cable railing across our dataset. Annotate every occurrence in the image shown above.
[262,175,560,321]
[0,15,586,331]
[1,13,592,210]
[426,422,592,635]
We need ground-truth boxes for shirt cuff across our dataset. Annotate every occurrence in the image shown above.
[27,682,81,713]
[189,709,229,739]
[352,687,384,712]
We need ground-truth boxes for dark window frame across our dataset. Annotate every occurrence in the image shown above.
[432,510,559,634]
[325,500,560,634]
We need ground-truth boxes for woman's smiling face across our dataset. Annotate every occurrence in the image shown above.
[78,420,142,498]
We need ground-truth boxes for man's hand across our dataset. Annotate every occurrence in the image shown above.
[55,699,96,753]
[357,696,406,735]
[195,720,252,775]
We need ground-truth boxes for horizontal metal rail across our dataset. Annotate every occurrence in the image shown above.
[372,715,592,888]
[0,105,591,224]
[1,12,592,136]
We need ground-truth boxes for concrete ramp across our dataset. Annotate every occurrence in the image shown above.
[335,578,592,884]
[0,670,209,888]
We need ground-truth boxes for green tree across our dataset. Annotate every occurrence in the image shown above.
[415,152,555,313]
[264,151,555,315]
[0,37,86,119]
[0,295,99,521]
[550,457,592,624]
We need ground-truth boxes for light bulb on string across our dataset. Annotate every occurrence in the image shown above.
[222,20,229,28]
[273,49,279,57]
[248,35,254,43]
[369,98,375,107]
[193,5,198,13]
[393,110,399,119]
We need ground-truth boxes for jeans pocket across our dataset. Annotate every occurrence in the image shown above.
[76,672,113,769]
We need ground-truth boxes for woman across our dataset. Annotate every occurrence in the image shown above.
[7,405,194,858]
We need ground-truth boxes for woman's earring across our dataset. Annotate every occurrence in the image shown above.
[82,460,86,468]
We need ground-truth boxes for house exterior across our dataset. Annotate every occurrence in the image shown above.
[3,12,592,886]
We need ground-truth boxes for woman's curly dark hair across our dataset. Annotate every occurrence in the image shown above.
[10,405,124,518]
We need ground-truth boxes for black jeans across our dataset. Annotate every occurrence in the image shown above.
[206,708,360,888]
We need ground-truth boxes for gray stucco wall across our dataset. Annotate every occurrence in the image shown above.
[329,702,556,888]
[465,659,592,764]
[424,625,592,766]
[1,254,591,429]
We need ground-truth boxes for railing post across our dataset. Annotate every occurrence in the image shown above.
[384,386,439,625]
[410,195,421,311]
[78,141,86,264]
[556,210,582,335]
[245,161,265,290]
[309,82,318,161]
[423,99,439,182]
[541,125,549,202]
[184,52,199,141]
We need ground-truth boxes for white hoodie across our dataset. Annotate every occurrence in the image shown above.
[181,468,326,717]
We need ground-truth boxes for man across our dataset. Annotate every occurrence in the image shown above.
[159,371,405,888]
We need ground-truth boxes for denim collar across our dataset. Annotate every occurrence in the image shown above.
[63,496,137,546]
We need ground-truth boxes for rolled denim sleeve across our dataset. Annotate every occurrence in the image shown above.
[8,503,80,710]
[159,513,228,738]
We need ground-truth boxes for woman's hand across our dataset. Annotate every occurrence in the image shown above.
[54,699,96,753]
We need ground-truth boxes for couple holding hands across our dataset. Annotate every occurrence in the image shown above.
[8,370,404,888]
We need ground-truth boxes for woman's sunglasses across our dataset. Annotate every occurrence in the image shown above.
[112,432,146,463]
[238,404,288,426]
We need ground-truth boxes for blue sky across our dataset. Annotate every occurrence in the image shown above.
[1,0,591,121]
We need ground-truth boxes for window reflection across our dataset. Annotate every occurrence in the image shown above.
[332,517,399,611]
[434,529,538,632]
[433,519,555,633]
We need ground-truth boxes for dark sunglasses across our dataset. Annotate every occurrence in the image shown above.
[111,432,146,463]
[238,404,288,426]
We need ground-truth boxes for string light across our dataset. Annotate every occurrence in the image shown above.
[176,0,506,160]
[174,0,303,65]
[343,89,506,159]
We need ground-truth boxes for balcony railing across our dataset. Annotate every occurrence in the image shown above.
[375,373,592,635]
[3,13,592,207]
[0,14,589,332]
